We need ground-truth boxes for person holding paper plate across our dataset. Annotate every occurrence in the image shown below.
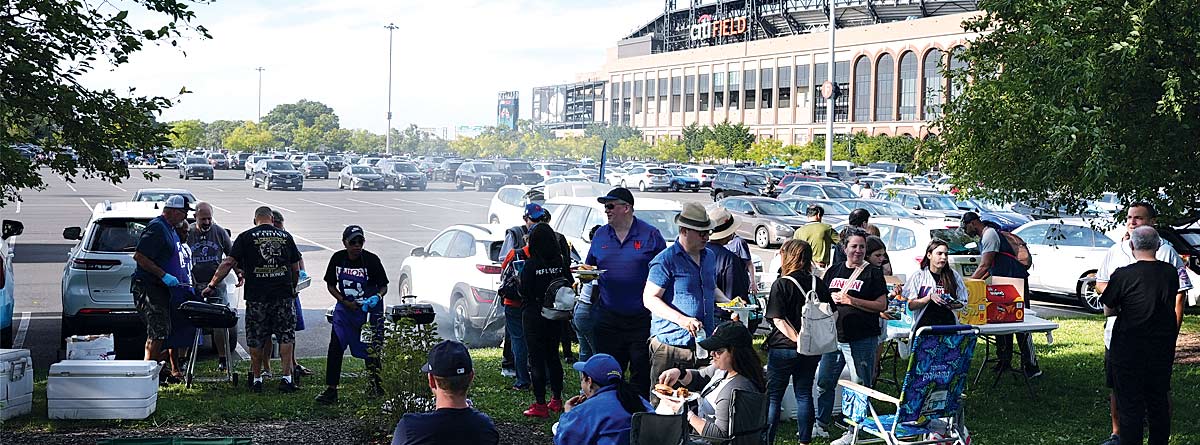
[656,321,765,440]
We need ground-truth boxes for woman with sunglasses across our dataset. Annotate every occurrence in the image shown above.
[657,321,766,441]
[904,239,968,329]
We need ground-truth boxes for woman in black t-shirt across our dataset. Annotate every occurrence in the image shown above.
[764,240,833,445]
[517,223,574,418]
[813,229,888,437]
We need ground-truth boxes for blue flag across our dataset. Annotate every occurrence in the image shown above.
[598,139,608,183]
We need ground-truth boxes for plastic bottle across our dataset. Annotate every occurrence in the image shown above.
[695,325,709,360]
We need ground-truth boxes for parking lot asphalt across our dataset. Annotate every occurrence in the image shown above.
[5,166,1093,368]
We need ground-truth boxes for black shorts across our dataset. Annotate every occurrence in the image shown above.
[1104,348,1113,388]
[245,299,296,348]
[132,278,171,341]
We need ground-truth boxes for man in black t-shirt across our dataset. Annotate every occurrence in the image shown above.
[204,206,303,393]
[315,225,389,405]
[1101,227,1181,445]
[392,340,499,445]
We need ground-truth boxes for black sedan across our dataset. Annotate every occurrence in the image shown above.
[301,160,330,179]
[178,156,214,180]
[252,159,304,190]
[338,165,386,191]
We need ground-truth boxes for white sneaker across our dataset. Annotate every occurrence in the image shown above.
[812,424,831,438]
[831,432,857,445]
[500,368,516,378]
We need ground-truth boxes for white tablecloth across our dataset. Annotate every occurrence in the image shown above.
[886,314,1060,341]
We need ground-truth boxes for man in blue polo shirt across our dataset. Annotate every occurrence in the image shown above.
[643,202,723,403]
[586,187,667,397]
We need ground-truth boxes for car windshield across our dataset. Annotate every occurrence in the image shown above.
[754,200,798,216]
[702,168,717,174]
[745,174,768,185]
[306,155,322,161]
[932,228,980,255]
[648,168,669,175]
[822,185,856,199]
[446,161,463,170]
[768,170,787,179]
[472,163,497,172]
[507,162,534,172]
[135,192,193,203]
[921,195,960,210]
[327,156,343,162]
[544,164,571,171]
[265,161,293,170]
[637,210,681,240]
[394,163,418,172]
[351,166,375,174]
[809,200,851,214]
[209,153,226,159]
[87,218,151,252]
[186,157,206,164]
[669,169,687,176]
[304,161,326,167]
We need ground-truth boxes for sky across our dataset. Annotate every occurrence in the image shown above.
[82,0,664,134]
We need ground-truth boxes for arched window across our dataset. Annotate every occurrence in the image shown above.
[853,56,871,122]
[922,49,944,119]
[898,52,918,120]
[948,46,967,102]
[874,54,894,121]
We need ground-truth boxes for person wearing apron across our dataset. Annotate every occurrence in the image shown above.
[163,220,196,383]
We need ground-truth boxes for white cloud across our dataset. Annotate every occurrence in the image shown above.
[81,0,663,132]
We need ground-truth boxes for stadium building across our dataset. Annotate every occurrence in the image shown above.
[530,0,981,143]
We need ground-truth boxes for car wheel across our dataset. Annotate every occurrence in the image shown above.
[1076,271,1104,314]
[716,191,727,201]
[451,296,480,345]
[455,180,464,191]
[252,178,259,188]
[755,226,771,249]
[265,181,273,190]
[639,182,647,192]
[338,179,344,189]
[244,172,250,179]
[671,184,680,192]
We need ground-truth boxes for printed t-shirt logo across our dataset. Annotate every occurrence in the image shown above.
[829,278,863,292]
[634,241,642,250]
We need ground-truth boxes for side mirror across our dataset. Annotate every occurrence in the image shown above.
[410,247,426,257]
[2,220,24,240]
[912,205,920,210]
[63,226,83,241]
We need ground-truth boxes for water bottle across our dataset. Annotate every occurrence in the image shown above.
[695,325,709,360]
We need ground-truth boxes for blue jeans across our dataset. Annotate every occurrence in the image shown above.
[815,337,879,426]
[573,302,595,362]
[766,348,822,444]
[504,305,530,387]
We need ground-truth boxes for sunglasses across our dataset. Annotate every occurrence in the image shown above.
[347,238,364,246]
[604,202,629,210]
[683,227,711,237]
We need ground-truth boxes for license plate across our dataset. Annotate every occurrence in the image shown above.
[961,264,977,275]
[284,179,293,184]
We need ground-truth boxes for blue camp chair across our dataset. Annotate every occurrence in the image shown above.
[837,325,978,445]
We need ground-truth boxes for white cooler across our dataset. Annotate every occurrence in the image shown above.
[47,360,160,420]
[1,349,33,421]
[780,365,851,421]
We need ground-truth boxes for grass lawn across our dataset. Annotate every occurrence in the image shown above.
[3,314,1198,445]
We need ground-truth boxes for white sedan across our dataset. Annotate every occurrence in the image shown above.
[1011,218,1116,313]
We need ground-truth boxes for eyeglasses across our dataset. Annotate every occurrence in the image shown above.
[683,228,711,237]
[710,348,728,356]
[604,202,629,210]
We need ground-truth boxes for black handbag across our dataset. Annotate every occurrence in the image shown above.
[178,300,238,329]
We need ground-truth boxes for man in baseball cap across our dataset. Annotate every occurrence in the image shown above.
[555,353,653,444]
[392,340,499,445]
[315,224,390,405]
[164,195,193,212]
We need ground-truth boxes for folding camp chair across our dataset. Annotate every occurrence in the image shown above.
[630,412,686,445]
[694,389,769,445]
[837,325,978,445]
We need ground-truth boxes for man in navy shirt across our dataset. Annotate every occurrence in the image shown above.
[643,202,723,403]
[392,340,498,445]
[586,187,667,397]
[132,195,190,362]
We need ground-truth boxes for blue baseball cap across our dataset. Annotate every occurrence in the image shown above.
[524,203,547,220]
[572,353,623,385]
[420,340,473,377]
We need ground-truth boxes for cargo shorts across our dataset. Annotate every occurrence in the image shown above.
[132,278,171,341]
[245,298,296,348]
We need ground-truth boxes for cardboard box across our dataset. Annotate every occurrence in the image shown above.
[985,277,1025,323]
[959,279,989,325]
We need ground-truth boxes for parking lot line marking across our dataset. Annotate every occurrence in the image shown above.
[14,200,19,213]
[411,224,439,232]
[245,198,295,213]
[393,198,470,213]
[110,182,127,192]
[205,186,225,192]
[210,204,232,214]
[13,311,30,349]
[347,198,414,213]
[439,198,487,208]
[291,233,335,252]
[80,197,91,209]
[343,224,419,247]
[59,176,77,192]
[298,198,358,213]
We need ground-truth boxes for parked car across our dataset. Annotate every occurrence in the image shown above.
[377,159,428,190]
[604,167,628,186]
[207,152,230,169]
[884,190,966,219]
[455,161,508,191]
[434,159,465,182]
[178,156,214,180]
[714,196,808,248]
[781,198,851,220]
[288,154,307,168]
[666,169,702,192]
[778,182,857,200]
[396,224,507,345]
[156,151,182,169]
[495,160,544,185]
[300,160,330,179]
[131,188,197,205]
[618,167,673,192]
[337,165,385,190]
[955,198,1032,232]
[1012,219,1115,312]
[231,152,253,170]
[253,159,304,190]
[487,185,537,226]
[532,162,572,180]
[682,166,719,188]
[839,198,918,218]
[322,155,346,171]
[711,171,774,200]
[417,161,438,180]
[1,217,23,348]
[243,155,269,179]
[564,168,602,183]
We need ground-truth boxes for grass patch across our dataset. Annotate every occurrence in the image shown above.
[2,315,1198,445]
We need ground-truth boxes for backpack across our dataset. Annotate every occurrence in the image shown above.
[999,230,1033,270]
[541,275,577,320]
[497,249,527,304]
[783,272,840,356]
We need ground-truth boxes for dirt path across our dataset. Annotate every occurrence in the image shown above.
[1177,332,1200,365]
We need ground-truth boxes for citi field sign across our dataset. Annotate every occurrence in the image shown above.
[690,14,749,41]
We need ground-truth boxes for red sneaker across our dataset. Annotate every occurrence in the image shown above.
[548,398,564,413]
[523,402,550,418]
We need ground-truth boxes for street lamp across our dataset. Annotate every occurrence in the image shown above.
[385,23,398,155]
[256,67,265,123]
[824,0,835,173]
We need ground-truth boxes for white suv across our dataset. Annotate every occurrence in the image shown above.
[1,218,24,348]
[396,224,507,346]
[487,185,536,227]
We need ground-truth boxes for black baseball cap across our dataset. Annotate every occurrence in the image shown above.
[959,211,981,226]
[343,225,365,242]
[597,187,635,206]
[698,321,753,352]
[420,340,474,377]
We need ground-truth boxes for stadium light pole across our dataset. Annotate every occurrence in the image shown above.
[256,67,265,123]
[385,23,398,155]
[825,0,835,173]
